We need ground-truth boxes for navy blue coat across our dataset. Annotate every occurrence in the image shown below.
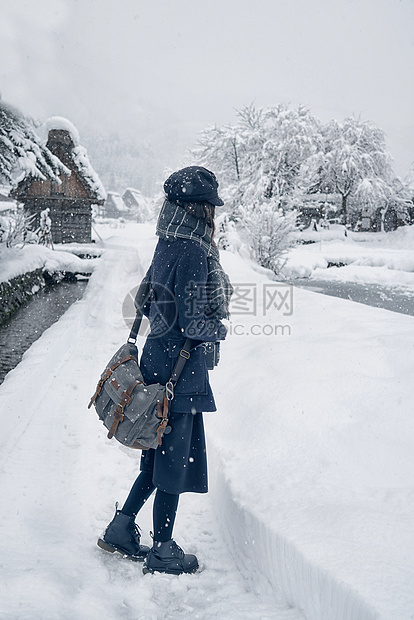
[140,237,226,413]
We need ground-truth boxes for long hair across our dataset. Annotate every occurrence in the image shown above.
[176,200,216,238]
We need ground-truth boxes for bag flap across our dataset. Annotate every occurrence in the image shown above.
[103,342,139,371]
[123,382,166,423]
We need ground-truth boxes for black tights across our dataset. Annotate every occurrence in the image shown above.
[121,471,179,543]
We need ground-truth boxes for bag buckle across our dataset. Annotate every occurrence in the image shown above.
[166,380,174,401]
[179,348,190,360]
[120,391,132,406]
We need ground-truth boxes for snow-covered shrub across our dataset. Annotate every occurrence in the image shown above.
[3,205,37,248]
[215,212,249,257]
[35,207,53,247]
[241,203,296,273]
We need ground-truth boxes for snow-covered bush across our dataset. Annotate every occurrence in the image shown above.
[35,207,53,247]
[241,203,296,273]
[215,212,249,257]
[3,205,37,248]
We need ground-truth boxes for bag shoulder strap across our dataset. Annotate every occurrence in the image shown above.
[128,272,151,344]
[127,272,194,392]
[169,337,192,385]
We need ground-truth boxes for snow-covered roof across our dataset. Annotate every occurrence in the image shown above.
[106,192,129,212]
[71,144,106,202]
[40,116,80,146]
[123,187,143,202]
[30,117,106,203]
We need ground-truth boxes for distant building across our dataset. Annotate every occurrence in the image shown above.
[296,193,342,228]
[359,205,409,232]
[103,192,130,218]
[122,188,152,222]
[12,121,106,243]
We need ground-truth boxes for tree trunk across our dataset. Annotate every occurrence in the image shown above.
[232,138,240,180]
[338,193,347,224]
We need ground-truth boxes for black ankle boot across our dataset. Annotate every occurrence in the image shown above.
[143,539,198,575]
[97,504,150,562]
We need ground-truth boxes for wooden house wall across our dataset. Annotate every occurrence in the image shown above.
[25,196,92,243]
[20,165,93,243]
[27,173,89,199]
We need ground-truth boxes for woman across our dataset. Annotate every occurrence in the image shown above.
[98,166,233,575]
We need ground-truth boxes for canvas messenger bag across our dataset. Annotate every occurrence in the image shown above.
[88,277,192,450]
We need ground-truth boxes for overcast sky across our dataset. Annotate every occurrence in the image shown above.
[1,0,414,177]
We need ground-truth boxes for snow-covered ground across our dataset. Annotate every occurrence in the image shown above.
[283,225,414,293]
[0,221,413,619]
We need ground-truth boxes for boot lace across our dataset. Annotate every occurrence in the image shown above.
[129,520,142,544]
[170,540,184,558]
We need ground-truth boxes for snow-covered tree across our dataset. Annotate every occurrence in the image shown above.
[194,104,321,212]
[307,117,394,223]
[193,104,403,270]
[0,99,66,186]
[194,124,241,184]
[193,104,319,272]
[193,104,320,273]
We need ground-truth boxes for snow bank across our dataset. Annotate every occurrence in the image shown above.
[209,248,414,620]
[0,243,101,283]
[283,225,414,288]
[311,264,414,289]
[296,224,414,250]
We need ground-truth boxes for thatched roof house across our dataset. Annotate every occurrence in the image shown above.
[122,187,152,222]
[12,117,106,243]
[104,192,130,218]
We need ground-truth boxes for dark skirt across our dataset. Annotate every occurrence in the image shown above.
[140,411,208,495]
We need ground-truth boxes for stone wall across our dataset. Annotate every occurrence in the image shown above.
[0,270,46,325]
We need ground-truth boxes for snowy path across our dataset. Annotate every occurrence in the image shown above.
[0,230,303,620]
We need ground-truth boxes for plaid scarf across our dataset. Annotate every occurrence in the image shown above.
[156,200,233,319]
